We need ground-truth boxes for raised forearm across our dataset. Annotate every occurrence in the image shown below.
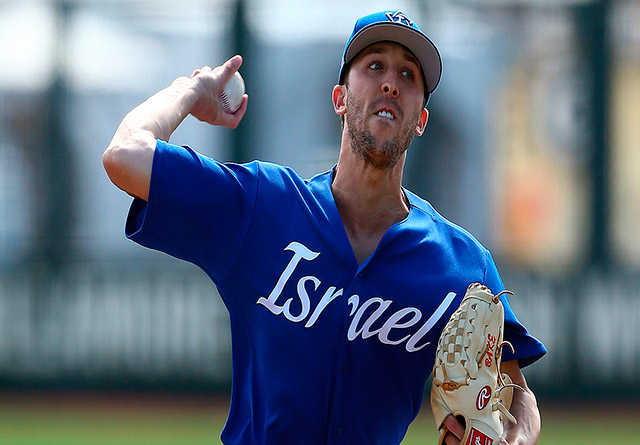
[103,77,197,200]
[119,76,198,143]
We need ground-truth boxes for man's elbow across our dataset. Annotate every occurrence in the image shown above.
[102,142,127,188]
[102,136,154,201]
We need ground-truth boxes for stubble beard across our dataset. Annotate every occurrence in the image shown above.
[346,94,418,170]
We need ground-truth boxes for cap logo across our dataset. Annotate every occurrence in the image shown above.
[385,10,413,27]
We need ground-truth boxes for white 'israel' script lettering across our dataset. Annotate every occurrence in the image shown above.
[256,242,319,322]
[257,241,457,352]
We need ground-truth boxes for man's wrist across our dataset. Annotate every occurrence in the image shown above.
[169,76,200,117]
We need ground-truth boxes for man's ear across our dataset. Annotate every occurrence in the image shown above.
[415,108,429,136]
[333,85,347,116]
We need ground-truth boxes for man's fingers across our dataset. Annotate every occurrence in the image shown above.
[190,65,212,78]
[443,431,461,445]
[190,54,241,87]
[216,94,248,128]
[187,56,245,127]
[443,415,465,440]
[216,55,243,90]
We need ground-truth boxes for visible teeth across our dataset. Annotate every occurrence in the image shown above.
[377,111,394,119]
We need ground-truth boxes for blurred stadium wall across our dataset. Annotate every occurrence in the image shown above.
[1,0,639,401]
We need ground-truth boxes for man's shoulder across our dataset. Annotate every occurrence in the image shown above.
[224,160,303,188]
[405,189,488,254]
[237,162,334,205]
[245,160,328,181]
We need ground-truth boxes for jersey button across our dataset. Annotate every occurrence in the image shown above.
[341,363,350,374]
[336,426,345,437]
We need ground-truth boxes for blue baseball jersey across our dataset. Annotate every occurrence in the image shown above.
[126,140,546,445]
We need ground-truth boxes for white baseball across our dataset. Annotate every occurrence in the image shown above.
[220,71,245,114]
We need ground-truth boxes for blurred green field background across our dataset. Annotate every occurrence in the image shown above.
[1,391,639,444]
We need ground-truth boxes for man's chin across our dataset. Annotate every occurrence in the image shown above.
[358,147,404,170]
[348,124,411,170]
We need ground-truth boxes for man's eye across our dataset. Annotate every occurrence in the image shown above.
[369,62,382,70]
[402,70,415,79]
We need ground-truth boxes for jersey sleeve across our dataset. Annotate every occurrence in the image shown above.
[483,251,547,368]
[125,140,259,284]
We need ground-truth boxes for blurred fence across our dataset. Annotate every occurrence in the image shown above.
[0,262,232,390]
[1,262,639,399]
[502,268,640,400]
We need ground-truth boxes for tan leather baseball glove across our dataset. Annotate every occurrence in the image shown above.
[430,283,519,445]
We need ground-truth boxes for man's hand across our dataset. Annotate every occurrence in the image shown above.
[188,55,248,128]
[439,360,540,445]
[440,415,510,445]
[441,415,465,445]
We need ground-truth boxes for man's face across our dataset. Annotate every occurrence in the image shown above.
[343,41,426,170]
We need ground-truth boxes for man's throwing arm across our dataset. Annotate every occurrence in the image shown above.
[102,55,248,201]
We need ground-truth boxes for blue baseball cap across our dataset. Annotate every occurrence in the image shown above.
[338,10,442,99]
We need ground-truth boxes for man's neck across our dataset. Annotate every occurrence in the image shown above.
[331,146,409,264]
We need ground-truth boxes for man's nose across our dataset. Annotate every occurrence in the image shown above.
[381,78,399,97]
